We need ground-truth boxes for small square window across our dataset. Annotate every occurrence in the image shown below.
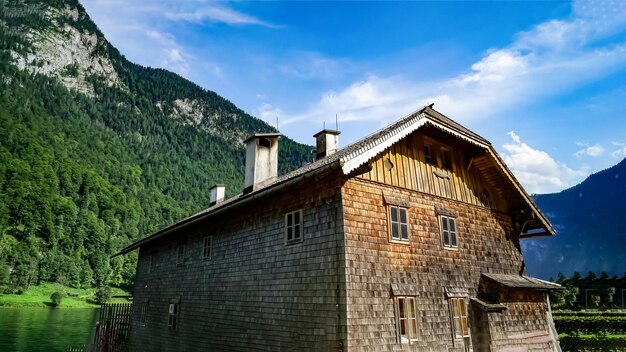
[441,216,457,248]
[202,236,212,260]
[168,303,179,331]
[450,298,469,338]
[285,210,303,244]
[176,244,186,266]
[389,206,409,242]
[396,297,418,344]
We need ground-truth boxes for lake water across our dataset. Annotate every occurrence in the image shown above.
[0,307,100,352]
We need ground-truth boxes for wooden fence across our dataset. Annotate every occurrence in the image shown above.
[65,344,85,352]
[93,303,133,352]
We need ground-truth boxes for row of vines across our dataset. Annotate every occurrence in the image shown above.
[554,311,626,351]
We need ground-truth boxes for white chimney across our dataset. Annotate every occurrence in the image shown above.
[209,184,225,206]
[313,129,340,160]
[243,133,281,193]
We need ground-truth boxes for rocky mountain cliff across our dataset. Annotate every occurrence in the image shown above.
[522,158,626,279]
[0,0,311,291]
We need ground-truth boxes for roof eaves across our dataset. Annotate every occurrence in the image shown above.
[482,273,564,291]
[486,147,555,236]
[114,104,555,257]
[340,106,491,175]
[423,106,490,145]
[112,159,342,257]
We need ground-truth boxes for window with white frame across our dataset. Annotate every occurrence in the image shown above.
[168,303,179,331]
[202,236,212,260]
[440,216,457,248]
[176,244,186,266]
[450,297,469,338]
[389,206,409,242]
[396,296,418,344]
[285,210,303,243]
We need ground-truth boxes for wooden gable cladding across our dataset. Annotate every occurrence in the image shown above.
[357,128,507,212]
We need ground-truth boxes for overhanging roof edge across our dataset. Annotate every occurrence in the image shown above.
[111,160,341,257]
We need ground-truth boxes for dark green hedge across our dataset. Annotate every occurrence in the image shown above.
[559,335,626,352]
[554,315,626,335]
[554,311,626,317]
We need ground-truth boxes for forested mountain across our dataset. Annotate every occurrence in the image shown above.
[0,0,311,292]
[522,158,626,279]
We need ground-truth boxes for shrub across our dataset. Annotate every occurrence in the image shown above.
[94,286,111,305]
[554,311,626,317]
[554,315,626,335]
[50,292,63,307]
[559,335,626,351]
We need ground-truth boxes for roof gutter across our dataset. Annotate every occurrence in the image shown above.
[112,159,343,258]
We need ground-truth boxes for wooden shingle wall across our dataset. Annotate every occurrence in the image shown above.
[341,174,524,351]
[485,289,555,352]
[130,176,347,351]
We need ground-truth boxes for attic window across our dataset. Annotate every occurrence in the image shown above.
[424,144,435,164]
[480,190,490,208]
[441,149,453,170]
[258,137,271,148]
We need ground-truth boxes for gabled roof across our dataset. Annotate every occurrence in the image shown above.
[114,105,553,257]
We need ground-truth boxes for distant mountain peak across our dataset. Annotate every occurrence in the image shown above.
[0,0,312,291]
[523,158,626,279]
[8,1,122,95]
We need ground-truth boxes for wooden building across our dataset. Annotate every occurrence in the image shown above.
[115,105,563,351]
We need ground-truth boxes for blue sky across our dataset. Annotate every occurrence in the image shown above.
[81,0,626,194]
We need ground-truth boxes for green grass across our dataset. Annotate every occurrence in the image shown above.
[0,283,131,308]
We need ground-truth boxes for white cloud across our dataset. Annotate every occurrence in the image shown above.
[574,143,605,158]
[168,49,184,63]
[458,49,529,85]
[166,5,278,28]
[279,52,351,81]
[146,30,176,45]
[271,0,626,127]
[611,142,626,158]
[283,75,428,126]
[254,103,283,128]
[214,66,223,78]
[501,131,589,194]
[159,48,189,75]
